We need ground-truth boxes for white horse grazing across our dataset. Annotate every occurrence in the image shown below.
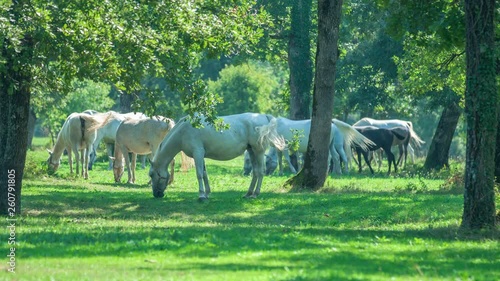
[89,111,147,170]
[149,113,286,200]
[112,116,175,184]
[353,117,425,168]
[274,117,374,175]
[47,112,111,179]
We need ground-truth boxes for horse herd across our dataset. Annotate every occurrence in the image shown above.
[46,111,424,200]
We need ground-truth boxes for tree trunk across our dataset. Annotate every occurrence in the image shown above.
[27,107,37,149]
[0,47,32,216]
[424,100,462,170]
[496,112,500,184]
[287,0,343,190]
[120,91,135,113]
[461,0,497,229]
[288,0,313,120]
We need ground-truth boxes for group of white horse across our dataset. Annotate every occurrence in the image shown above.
[47,112,423,200]
[47,111,181,184]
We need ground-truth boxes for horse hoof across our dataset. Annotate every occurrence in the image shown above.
[198,196,209,203]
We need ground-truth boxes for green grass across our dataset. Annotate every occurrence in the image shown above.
[1,138,499,280]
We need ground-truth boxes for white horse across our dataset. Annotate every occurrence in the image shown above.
[149,113,286,200]
[353,117,425,168]
[274,117,374,175]
[89,111,147,170]
[47,112,111,179]
[111,116,175,184]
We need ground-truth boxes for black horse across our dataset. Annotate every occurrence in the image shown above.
[353,126,406,174]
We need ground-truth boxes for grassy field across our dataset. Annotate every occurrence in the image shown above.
[1,138,499,281]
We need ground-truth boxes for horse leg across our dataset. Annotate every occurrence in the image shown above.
[335,142,348,174]
[83,146,90,179]
[106,143,114,170]
[193,150,209,200]
[74,147,80,177]
[385,148,397,174]
[202,163,210,197]
[356,149,363,173]
[130,153,137,183]
[396,144,404,167]
[329,143,341,175]
[67,147,73,174]
[376,149,383,171]
[244,148,265,198]
[362,151,374,174]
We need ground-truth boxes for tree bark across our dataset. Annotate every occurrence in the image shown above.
[496,112,500,184]
[287,0,343,190]
[424,100,462,170]
[288,0,313,120]
[120,90,135,113]
[461,0,497,229]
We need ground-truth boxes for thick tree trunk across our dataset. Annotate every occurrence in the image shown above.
[288,0,313,120]
[287,0,343,190]
[424,100,462,170]
[0,1,33,216]
[0,64,31,216]
[461,0,497,229]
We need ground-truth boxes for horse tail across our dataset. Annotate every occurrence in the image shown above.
[79,116,86,145]
[256,118,286,151]
[83,112,117,132]
[332,119,374,151]
[391,129,406,141]
[407,122,425,148]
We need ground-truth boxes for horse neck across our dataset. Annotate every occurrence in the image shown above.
[113,141,125,166]
[154,127,183,171]
[50,132,67,161]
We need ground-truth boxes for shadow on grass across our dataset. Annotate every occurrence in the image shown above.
[19,181,500,279]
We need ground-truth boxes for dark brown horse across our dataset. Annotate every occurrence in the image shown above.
[353,126,407,175]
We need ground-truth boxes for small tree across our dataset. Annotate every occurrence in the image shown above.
[208,61,284,116]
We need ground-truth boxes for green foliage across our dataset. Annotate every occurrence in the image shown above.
[288,129,305,153]
[336,1,404,118]
[15,144,500,280]
[208,60,286,116]
[1,0,271,124]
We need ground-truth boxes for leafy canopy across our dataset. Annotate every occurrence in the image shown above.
[1,0,270,123]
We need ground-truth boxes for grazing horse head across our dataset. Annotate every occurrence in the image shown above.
[149,165,169,198]
[109,156,124,183]
[46,149,60,172]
